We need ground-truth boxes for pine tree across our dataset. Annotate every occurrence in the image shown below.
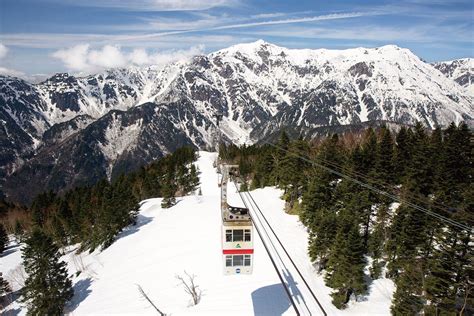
[13,219,24,242]
[0,272,11,308]
[279,139,310,211]
[161,170,177,208]
[49,214,68,248]
[186,164,200,193]
[30,191,56,228]
[391,263,424,315]
[272,130,290,184]
[394,126,413,183]
[325,218,367,309]
[21,229,74,315]
[375,125,394,184]
[368,204,390,279]
[301,167,336,269]
[360,127,377,175]
[252,145,276,188]
[0,223,8,254]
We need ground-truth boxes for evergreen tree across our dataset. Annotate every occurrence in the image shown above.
[49,214,68,248]
[186,164,200,193]
[280,139,310,211]
[394,126,413,183]
[272,130,290,184]
[301,167,336,269]
[391,263,424,315]
[21,229,74,315]
[30,191,56,228]
[375,126,394,184]
[0,272,11,308]
[360,127,377,175]
[325,218,367,309]
[0,223,8,254]
[13,219,24,242]
[161,170,177,208]
[252,145,275,188]
[368,204,390,279]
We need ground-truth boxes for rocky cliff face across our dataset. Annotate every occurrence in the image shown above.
[1,40,472,204]
[432,58,473,95]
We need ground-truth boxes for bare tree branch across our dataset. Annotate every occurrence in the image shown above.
[136,284,166,316]
[176,271,202,306]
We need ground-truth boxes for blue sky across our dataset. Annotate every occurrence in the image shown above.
[0,0,472,79]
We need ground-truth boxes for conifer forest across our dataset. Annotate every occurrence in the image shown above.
[1,123,472,314]
[220,122,473,314]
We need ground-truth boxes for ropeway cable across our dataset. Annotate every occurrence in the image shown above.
[243,189,327,316]
[234,182,301,316]
[296,150,462,215]
[237,187,313,315]
[264,141,473,233]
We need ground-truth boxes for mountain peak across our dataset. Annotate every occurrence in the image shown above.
[213,39,284,57]
[41,72,76,84]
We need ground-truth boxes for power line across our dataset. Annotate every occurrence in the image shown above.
[243,189,327,316]
[234,182,301,316]
[234,182,315,315]
[304,152,461,215]
[264,141,473,232]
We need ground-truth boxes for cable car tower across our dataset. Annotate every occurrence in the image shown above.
[214,112,254,275]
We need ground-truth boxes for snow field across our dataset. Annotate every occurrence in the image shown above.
[1,151,395,315]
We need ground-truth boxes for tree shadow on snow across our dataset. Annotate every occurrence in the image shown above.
[67,278,93,312]
[0,243,20,258]
[114,214,153,241]
[1,307,21,316]
[1,289,22,315]
[251,283,291,316]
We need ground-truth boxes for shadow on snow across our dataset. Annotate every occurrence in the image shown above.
[0,243,20,258]
[114,214,153,242]
[67,278,93,312]
[1,289,22,316]
[251,283,291,316]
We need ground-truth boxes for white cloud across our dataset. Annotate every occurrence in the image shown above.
[0,11,386,49]
[251,12,291,19]
[52,44,90,71]
[0,43,8,59]
[210,12,379,30]
[52,0,237,11]
[52,44,205,73]
[0,43,28,79]
[241,23,473,44]
[129,48,150,65]
[0,66,25,77]
[88,45,127,69]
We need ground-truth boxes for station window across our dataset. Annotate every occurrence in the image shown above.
[233,255,243,266]
[225,230,232,242]
[225,254,252,267]
[225,229,251,242]
[244,254,251,266]
[244,229,251,241]
[225,255,232,267]
[232,229,244,241]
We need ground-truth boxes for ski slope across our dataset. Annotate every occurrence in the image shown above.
[1,151,395,315]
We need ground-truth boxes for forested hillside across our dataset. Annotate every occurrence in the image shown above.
[0,147,199,252]
[220,122,473,314]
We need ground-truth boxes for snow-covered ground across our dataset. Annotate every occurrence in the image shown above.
[1,151,394,315]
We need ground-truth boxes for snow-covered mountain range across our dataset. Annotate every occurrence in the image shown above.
[1,40,473,203]
[432,58,473,95]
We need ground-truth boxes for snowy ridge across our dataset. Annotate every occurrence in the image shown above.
[1,152,395,315]
[432,58,473,96]
[1,41,473,202]
[98,113,143,178]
